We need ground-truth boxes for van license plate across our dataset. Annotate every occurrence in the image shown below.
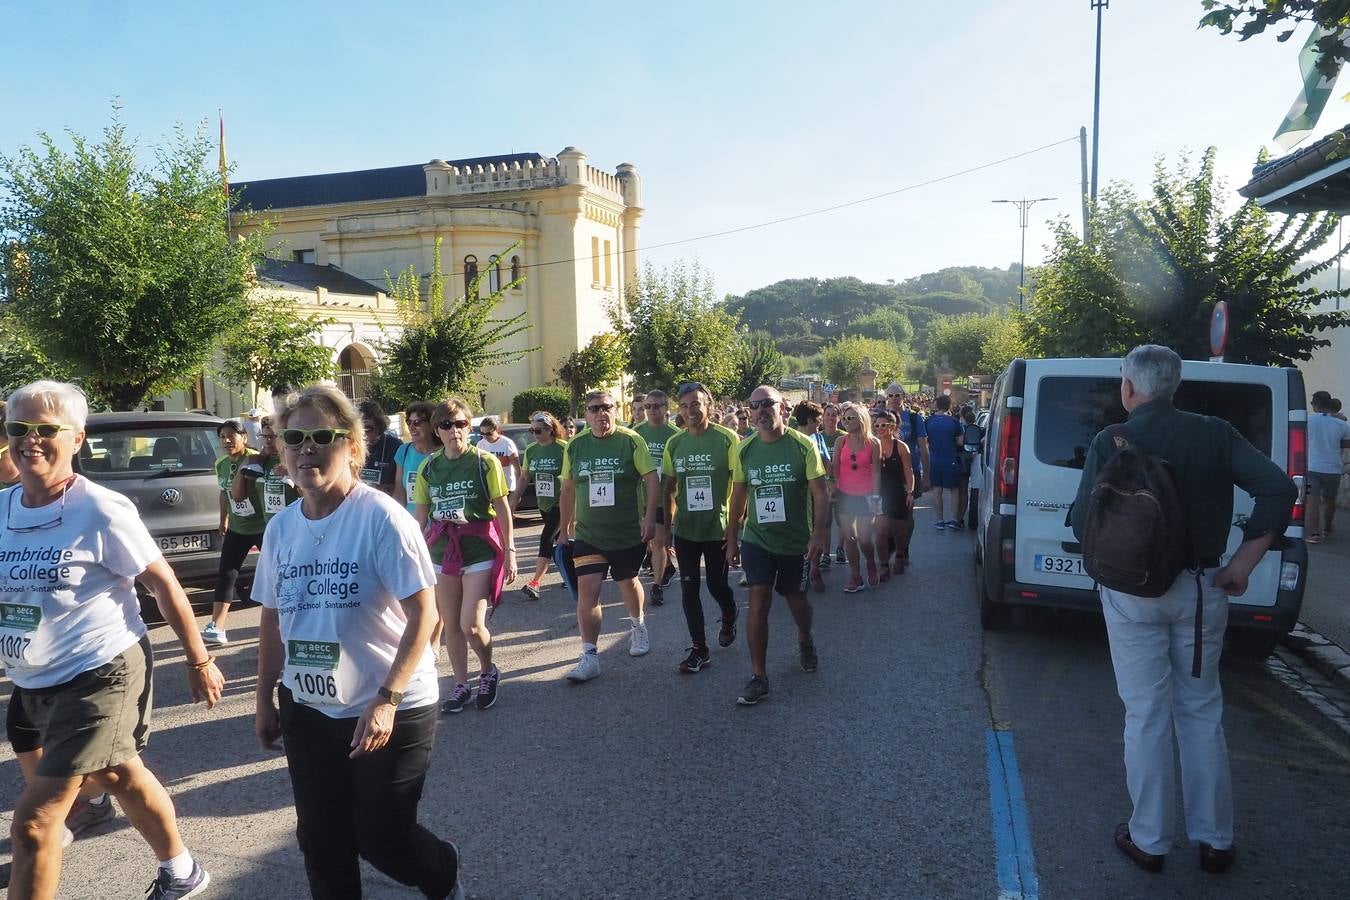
[159,533,212,555]
[1034,554,1083,575]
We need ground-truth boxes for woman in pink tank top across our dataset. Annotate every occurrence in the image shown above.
[831,402,882,592]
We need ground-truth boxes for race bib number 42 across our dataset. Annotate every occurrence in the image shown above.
[287,640,345,706]
[685,475,714,512]
[0,602,41,668]
[588,470,615,508]
[754,484,786,524]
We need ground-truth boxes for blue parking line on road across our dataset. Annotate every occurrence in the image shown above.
[986,729,1040,900]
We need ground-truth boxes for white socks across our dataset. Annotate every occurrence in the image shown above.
[159,850,194,880]
[582,642,598,655]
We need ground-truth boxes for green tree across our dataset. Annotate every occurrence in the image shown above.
[218,295,335,397]
[612,262,738,393]
[0,310,73,394]
[555,332,628,415]
[927,313,1001,375]
[818,336,905,391]
[1200,2,1350,78]
[726,334,786,399]
[852,306,915,347]
[372,237,534,408]
[1023,150,1348,364]
[511,386,571,423]
[978,312,1028,374]
[0,112,265,409]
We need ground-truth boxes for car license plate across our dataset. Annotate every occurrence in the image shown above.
[1034,554,1083,576]
[159,533,212,555]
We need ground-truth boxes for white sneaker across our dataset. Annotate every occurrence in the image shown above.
[565,652,601,682]
[202,623,228,646]
[629,623,650,657]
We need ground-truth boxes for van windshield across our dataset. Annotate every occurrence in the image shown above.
[1034,377,1273,470]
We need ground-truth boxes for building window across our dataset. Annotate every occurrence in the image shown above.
[603,240,612,287]
[488,255,501,293]
[464,255,479,298]
[510,255,521,286]
[293,249,315,264]
[337,345,372,402]
[591,237,600,286]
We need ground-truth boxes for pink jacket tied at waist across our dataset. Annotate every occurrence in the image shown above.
[424,518,507,614]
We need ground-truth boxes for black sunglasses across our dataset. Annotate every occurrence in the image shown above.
[587,403,615,413]
[438,419,471,431]
[746,398,777,410]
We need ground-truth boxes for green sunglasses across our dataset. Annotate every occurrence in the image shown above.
[4,421,75,439]
[280,427,351,448]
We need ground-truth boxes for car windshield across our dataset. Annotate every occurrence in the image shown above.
[78,425,222,478]
[1034,376,1273,470]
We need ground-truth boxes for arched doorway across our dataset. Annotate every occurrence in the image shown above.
[337,344,374,402]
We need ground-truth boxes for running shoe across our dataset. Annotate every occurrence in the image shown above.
[201,623,228,646]
[660,562,678,588]
[718,615,737,648]
[566,652,601,682]
[145,861,210,900]
[522,581,540,600]
[879,563,891,583]
[835,546,846,564]
[475,666,499,710]
[650,584,665,606]
[818,552,832,570]
[678,646,712,673]
[799,639,818,673]
[62,826,73,848]
[865,559,879,587]
[629,623,651,656]
[737,675,770,706]
[949,520,966,531]
[66,794,115,835]
[843,576,865,594]
[810,567,826,593]
[440,682,471,714]
[932,520,948,530]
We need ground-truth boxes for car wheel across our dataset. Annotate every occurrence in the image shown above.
[1227,631,1280,661]
[976,559,1011,631]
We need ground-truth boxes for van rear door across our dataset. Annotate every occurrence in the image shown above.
[1015,361,1289,605]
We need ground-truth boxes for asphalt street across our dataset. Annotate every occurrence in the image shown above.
[2,500,1348,899]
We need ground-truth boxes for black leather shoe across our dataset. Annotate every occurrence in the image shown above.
[1114,823,1164,873]
[1198,842,1235,874]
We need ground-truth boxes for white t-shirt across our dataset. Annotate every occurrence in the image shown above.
[0,477,156,689]
[476,435,520,491]
[252,483,438,718]
[1307,412,1350,475]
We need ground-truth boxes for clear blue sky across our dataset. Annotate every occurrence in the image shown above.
[0,1,1332,296]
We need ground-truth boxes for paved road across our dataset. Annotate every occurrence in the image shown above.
[2,503,1348,898]
[1302,538,1350,650]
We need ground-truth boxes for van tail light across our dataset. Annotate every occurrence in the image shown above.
[997,410,1022,502]
[1288,421,1306,525]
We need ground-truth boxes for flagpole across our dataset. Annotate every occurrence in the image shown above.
[1090,0,1107,203]
[219,109,230,235]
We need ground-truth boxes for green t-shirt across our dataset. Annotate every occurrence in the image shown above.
[662,423,739,542]
[249,455,300,523]
[523,439,567,513]
[412,448,508,564]
[216,454,266,536]
[635,421,680,515]
[562,426,656,550]
[731,428,826,556]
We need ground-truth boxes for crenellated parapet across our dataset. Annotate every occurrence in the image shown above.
[423,148,634,205]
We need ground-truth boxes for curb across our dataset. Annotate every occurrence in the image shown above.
[1284,622,1350,694]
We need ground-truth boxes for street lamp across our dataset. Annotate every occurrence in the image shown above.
[1090,0,1108,202]
[992,197,1057,311]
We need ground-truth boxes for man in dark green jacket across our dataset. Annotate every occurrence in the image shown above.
[1070,345,1296,876]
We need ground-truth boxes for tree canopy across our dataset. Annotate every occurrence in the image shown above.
[1200,2,1350,78]
[218,295,336,397]
[0,112,264,409]
[555,332,628,415]
[817,336,905,390]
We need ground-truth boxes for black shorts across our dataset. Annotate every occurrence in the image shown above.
[880,493,910,520]
[6,686,41,754]
[573,540,645,581]
[741,540,809,597]
[538,506,561,560]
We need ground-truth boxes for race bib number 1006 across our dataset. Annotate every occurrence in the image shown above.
[287,640,345,706]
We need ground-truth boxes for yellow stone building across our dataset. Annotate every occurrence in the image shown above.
[177,147,643,418]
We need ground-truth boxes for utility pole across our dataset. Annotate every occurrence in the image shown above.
[1080,126,1091,246]
[1090,0,1108,202]
[992,197,1057,311]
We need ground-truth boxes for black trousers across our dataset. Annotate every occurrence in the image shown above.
[673,536,737,650]
[279,688,457,899]
[215,528,262,605]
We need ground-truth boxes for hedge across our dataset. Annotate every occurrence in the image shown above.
[511,386,571,423]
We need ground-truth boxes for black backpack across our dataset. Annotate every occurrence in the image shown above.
[1081,425,1207,677]
[1081,425,1192,597]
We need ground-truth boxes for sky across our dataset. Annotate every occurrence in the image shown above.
[0,1,1337,297]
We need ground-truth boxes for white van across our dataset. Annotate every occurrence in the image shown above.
[972,358,1308,657]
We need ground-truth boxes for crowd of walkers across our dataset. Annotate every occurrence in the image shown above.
[0,376,980,899]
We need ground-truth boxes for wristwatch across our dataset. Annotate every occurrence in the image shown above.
[377,686,404,705]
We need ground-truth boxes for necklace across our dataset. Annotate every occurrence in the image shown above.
[298,483,355,546]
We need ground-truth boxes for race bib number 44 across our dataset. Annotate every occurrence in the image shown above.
[685,475,714,512]
[588,471,615,508]
[754,484,786,524]
[287,640,345,706]
[0,602,41,668]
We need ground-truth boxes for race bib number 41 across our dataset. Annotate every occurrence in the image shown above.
[287,640,345,706]
[754,484,786,524]
[685,475,714,512]
[588,471,615,508]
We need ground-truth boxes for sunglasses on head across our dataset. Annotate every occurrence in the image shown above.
[587,403,615,413]
[4,421,74,439]
[746,398,777,410]
[281,427,350,448]
[438,419,471,431]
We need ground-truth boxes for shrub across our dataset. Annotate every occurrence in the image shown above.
[511,386,570,423]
